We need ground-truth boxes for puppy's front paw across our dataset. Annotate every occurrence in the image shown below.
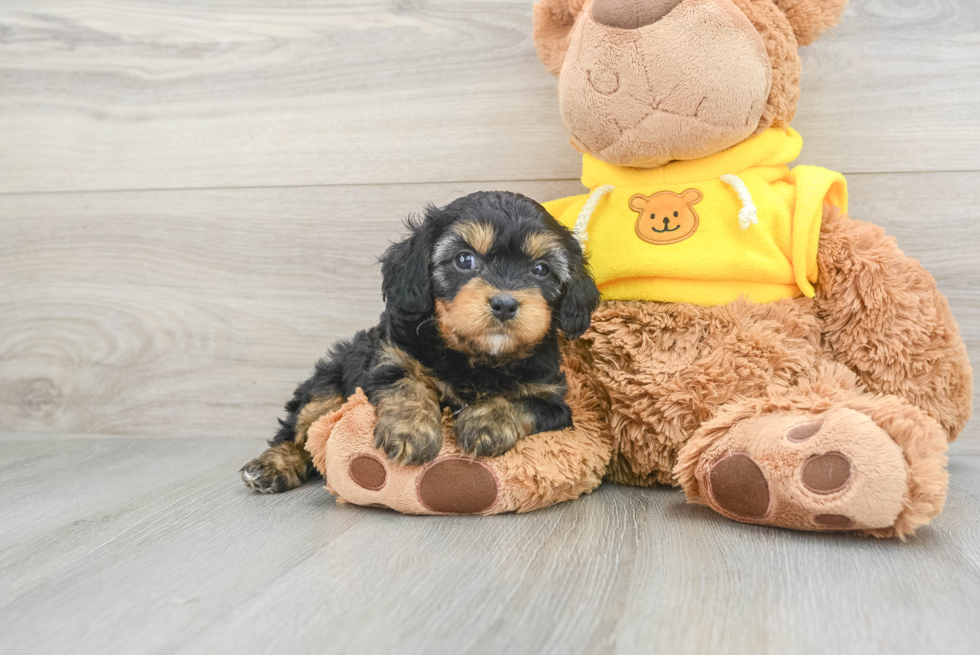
[373,406,443,465]
[241,442,311,493]
[454,400,535,458]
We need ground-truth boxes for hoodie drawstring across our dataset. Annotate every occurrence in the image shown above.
[573,184,615,246]
[720,174,758,230]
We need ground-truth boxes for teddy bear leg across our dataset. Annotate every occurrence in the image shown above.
[674,363,949,538]
[304,347,615,515]
[815,205,973,440]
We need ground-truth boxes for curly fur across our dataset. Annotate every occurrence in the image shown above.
[243,191,600,491]
[283,1,970,538]
[532,0,589,75]
[814,207,974,440]
[774,0,849,46]
[579,208,966,537]
[306,339,615,514]
[730,0,804,130]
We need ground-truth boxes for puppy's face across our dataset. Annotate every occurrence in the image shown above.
[431,214,570,359]
[381,192,600,362]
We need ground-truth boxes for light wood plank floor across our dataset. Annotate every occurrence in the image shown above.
[1,1,979,653]
[1,434,978,655]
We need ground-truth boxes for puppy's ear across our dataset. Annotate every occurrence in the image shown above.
[558,262,601,340]
[380,211,434,317]
[533,0,588,75]
[773,0,848,47]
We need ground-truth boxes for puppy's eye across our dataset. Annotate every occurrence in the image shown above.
[532,262,550,277]
[454,251,477,271]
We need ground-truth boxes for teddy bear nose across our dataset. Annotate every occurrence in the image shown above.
[591,0,684,29]
[489,294,520,322]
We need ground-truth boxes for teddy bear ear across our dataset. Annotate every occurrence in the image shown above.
[533,0,589,75]
[682,189,703,205]
[629,194,649,212]
[773,0,849,47]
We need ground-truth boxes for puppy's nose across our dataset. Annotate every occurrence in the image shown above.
[591,0,684,29]
[489,294,520,322]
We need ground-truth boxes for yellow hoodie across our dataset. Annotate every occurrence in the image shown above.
[544,128,847,306]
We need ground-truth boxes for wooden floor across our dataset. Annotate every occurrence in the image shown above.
[1,434,979,655]
[1,1,979,653]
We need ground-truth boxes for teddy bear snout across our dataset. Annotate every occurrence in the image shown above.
[591,0,684,29]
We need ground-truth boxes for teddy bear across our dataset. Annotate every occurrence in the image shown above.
[305,0,973,538]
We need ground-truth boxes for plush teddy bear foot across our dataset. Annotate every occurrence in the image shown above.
[304,388,613,515]
[676,406,949,538]
[347,454,501,514]
[305,391,499,514]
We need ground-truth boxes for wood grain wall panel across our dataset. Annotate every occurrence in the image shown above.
[1,174,976,440]
[0,0,977,194]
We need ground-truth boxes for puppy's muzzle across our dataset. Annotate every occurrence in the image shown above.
[489,294,519,322]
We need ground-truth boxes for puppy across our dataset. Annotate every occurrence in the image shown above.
[241,191,600,493]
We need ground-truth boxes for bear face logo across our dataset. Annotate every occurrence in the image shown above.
[630,189,703,245]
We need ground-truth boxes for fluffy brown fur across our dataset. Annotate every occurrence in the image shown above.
[310,204,969,534]
[453,220,496,255]
[814,207,974,440]
[305,339,616,514]
[673,361,949,540]
[299,1,971,538]
[244,191,600,492]
[586,296,826,486]
[774,0,849,46]
[373,376,443,464]
[532,0,588,75]
[730,0,804,130]
[295,396,345,448]
[454,395,539,458]
[533,0,811,165]
[577,208,965,537]
[241,441,314,494]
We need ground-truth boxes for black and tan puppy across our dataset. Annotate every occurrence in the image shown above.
[241,191,600,493]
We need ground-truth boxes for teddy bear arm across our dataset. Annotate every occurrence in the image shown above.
[304,347,615,515]
[815,207,974,440]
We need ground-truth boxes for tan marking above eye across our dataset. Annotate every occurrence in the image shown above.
[452,221,495,255]
[523,232,561,260]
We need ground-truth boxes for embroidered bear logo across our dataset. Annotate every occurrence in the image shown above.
[630,189,703,245]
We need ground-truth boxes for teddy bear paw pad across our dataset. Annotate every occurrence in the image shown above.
[801,452,851,494]
[786,420,823,442]
[707,452,770,519]
[814,514,853,528]
[417,457,499,514]
[348,455,387,491]
[695,408,909,531]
